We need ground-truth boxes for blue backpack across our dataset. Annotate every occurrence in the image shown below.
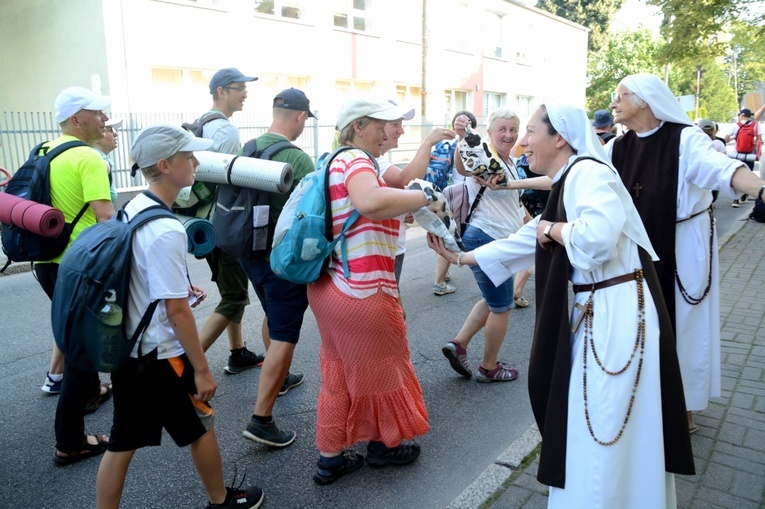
[424,140,456,191]
[270,146,378,284]
[51,192,178,372]
[1,141,89,271]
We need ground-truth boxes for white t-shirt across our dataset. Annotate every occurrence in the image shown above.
[377,156,407,256]
[123,193,190,359]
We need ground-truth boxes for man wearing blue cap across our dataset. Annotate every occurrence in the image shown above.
[592,109,616,144]
[194,68,266,374]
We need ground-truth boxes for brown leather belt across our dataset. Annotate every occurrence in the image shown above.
[572,270,641,294]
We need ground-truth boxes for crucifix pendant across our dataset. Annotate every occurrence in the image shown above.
[633,182,642,198]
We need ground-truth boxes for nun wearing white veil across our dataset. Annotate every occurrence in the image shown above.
[606,73,765,432]
[428,103,694,509]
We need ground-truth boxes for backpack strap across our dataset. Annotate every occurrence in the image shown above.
[37,140,89,159]
[321,146,379,278]
[122,197,179,357]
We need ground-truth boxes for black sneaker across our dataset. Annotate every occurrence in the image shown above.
[206,486,264,509]
[313,451,365,485]
[243,417,296,447]
[366,441,421,467]
[224,344,265,374]
[278,371,304,396]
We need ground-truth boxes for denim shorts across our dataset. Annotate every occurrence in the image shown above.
[462,225,516,313]
[239,257,309,344]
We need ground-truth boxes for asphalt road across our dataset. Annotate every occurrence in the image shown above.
[0,184,755,508]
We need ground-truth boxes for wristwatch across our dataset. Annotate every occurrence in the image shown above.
[543,223,555,240]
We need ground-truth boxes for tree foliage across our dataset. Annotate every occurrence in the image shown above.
[647,0,764,65]
[536,0,627,54]
[586,28,664,114]
[586,28,737,121]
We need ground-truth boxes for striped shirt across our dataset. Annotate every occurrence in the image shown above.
[327,149,400,299]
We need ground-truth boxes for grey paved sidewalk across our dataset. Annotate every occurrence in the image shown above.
[452,218,765,509]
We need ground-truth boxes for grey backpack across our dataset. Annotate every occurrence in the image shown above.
[212,139,297,258]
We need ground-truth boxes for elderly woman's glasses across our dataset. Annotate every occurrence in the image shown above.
[610,91,634,103]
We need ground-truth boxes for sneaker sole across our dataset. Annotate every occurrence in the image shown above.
[366,450,421,467]
[223,363,262,375]
[278,377,304,396]
[313,458,364,485]
[441,345,472,378]
[41,386,61,394]
[243,429,296,448]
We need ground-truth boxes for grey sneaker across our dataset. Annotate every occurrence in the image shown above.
[441,340,472,378]
[278,371,304,396]
[433,283,456,296]
[243,417,296,447]
[224,344,265,374]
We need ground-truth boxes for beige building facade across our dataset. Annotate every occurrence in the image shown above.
[0,0,588,177]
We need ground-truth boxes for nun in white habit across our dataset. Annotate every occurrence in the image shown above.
[606,74,765,431]
[428,103,694,509]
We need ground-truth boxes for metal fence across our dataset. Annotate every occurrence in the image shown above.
[0,111,442,191]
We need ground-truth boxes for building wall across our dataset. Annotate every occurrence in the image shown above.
[0,0,109,112]
[0,0,588,174]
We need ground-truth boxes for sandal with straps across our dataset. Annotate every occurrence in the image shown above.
[366,441,421,467]
[53,434,109,466]
[476,362,519,383]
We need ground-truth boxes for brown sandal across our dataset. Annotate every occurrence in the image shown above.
[85,383,113,415]
[53,434,109,466]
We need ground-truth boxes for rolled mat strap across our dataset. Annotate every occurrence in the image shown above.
[0,192,65,238]
[176,214,216,257]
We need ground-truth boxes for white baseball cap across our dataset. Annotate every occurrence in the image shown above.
[336,98,416,131]
[105,118,123,129]
[54,86,111,123]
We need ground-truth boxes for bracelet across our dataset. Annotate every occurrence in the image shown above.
[456,252,463,267]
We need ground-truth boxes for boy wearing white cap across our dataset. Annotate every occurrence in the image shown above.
[95,124,264,509]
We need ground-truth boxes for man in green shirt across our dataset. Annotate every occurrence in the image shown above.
[240,89,316,447]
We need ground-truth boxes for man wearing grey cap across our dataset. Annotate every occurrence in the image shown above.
[193,68,266,374]
[96,124,265,509]
[37,86,115,465]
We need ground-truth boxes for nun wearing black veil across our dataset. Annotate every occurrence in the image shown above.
[427,102,694,509]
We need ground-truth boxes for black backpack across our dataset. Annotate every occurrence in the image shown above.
[749,187,765,223]
[51,192,178,372]
[1,141,89,271]
[212,138,298,259]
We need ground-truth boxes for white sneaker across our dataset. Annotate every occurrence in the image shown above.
[433,283,456,296]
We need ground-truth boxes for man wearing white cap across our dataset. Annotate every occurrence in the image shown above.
[607,73,765,433]
[37,86,116,465]
[92,117,123,203]
[96,124,264,509]
[192,67,266,375]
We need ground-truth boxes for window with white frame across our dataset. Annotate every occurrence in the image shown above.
[334,0,371,31]
[515,95,534,122]
[253,0,303,20]
[483,12,503,59]
[445,90,469,120]
[482,92,504,117]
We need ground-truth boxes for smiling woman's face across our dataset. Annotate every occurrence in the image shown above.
[519,107,558,177]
